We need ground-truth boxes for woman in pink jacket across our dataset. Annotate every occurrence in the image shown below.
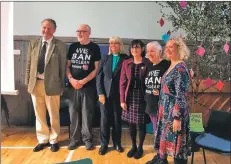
[120,39,150,159]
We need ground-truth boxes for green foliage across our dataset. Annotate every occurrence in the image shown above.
[159,1,231,81]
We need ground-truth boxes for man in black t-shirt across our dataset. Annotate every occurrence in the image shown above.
[66,24,101,150]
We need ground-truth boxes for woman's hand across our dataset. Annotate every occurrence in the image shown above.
[99,95,106,104]
[189,68,194,78]
[152,89,159,95]
[173,119,181,132]
[120,103,127,110]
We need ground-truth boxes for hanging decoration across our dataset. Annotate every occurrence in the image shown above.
[224,42,229,54]
[179,1,188,9]
[159,18,165,27]
[216,80,224,91]
[162,33,170,43]
[203,78,213,87]
[196,46,206,57]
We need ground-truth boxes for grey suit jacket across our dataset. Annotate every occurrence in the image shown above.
[25,37,67,96]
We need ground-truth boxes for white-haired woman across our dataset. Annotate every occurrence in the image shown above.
[145,41,170,128]
[96,36,128,155]
[145,41,170,164]
[147,38,191,164]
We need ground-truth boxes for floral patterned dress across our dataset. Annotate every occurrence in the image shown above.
[154,62,191,160]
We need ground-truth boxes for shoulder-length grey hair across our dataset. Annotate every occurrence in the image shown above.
[108,36,126,55]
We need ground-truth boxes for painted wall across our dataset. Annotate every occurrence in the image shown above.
[2,2,179,126]
[13,2,177,39]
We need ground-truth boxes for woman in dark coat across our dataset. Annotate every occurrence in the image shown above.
[120,39,150,159]
[96,36,128,155]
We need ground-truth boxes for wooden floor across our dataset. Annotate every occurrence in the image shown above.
[1,127,230,164]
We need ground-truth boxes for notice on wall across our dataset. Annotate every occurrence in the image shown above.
[190,113,204,132]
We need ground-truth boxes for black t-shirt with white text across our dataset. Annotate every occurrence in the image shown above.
[67,41,101,87]
[145,59,170,115]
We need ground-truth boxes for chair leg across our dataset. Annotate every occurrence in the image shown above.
[202,148,206,164]
[191,152,194,164]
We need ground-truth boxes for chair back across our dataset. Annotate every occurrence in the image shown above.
[205,110,231,140]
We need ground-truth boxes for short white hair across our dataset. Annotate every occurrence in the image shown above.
[146,41,163,57]
[146,41,162,51]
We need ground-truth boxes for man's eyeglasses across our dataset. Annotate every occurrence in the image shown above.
[76,30,88,33]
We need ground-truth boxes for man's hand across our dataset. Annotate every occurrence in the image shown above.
[120,103,127,110]
[99,95,106,104]
[78,78,88,86]
[69,78,83,89]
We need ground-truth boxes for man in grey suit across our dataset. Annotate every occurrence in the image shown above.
[25,18,67,152]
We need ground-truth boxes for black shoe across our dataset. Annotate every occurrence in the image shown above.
[33,143,49,152]
[50,143,60,152]
[114,145,124,153]
[68,142,78,150]
[99,145,108,155]
[156,159,169,164]
[134,148,143,159]
[127,147,137,158]
[85,142,94,150]
[146,154,160,164]
[174,158,187,164]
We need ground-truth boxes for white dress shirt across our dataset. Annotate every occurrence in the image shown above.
[37,36,53,79]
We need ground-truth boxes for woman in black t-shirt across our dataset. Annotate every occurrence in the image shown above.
[145,41,170,164]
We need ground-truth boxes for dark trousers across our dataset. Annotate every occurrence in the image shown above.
[68,85,97,144]
[100,94,122,146]
[174,158,188,164]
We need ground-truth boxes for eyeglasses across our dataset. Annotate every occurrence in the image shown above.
[76,30,88,33]
[131,46,141,49]
[131,44,141,49]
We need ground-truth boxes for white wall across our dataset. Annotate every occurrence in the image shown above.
[14,2,177,40]
[1,2,17,95]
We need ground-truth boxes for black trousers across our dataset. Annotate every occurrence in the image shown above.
[68,85,97,144]
[100,94,122,146]
[174,158,188,164]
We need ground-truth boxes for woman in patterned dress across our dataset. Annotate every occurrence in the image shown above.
[120,39,150,159]
[152,38,191,164]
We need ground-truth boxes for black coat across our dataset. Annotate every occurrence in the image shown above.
[96,53,128,98]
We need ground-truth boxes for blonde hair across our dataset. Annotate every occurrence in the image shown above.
[108,36,126,55]
[166,38,190,60]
